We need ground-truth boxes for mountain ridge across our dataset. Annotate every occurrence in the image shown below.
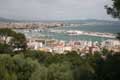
[0,17,119,23]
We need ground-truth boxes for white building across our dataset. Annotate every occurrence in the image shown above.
[27,41,43,50]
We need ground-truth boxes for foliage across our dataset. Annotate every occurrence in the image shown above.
[0,50,120,80]
[48,62,73,80]
[0,54,40,80]
[95,54,120,80]
[0,43,13,53]
[105,0,120,19]
[30,65,48,80]
[0,28,27,53]
[116,33,120,40]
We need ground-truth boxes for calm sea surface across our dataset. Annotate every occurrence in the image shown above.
[17,22,120,42]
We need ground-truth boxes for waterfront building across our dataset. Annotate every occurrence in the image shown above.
[101,39,120,52]
[26,37,120,54]
[27,38,43,50]
[27,41,43,50]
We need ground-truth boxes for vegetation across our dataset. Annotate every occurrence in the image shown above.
[0,28,27,53]
[0,0,120,79]
[105,0,120,41]
[105,0,120,19]
[0,29,119,79]
[0,50,120,80]
[116,33,120,40]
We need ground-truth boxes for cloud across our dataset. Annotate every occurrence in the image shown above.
[0,0,113,20]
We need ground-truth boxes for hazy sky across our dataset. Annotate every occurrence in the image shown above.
[0,0,114,20]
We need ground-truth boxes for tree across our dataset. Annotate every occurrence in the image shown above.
[0,28,27,53]
[95,54,120,80]
[0,43,13,53]
[30,65,48,80]
[0,28,16,44]
[48,62,73,80]
[0,54,42,80]
[105,0,120,19]
[13,54,40,80]
[12,33,27,50]
[0,54,17,80]
[116,33,120,40]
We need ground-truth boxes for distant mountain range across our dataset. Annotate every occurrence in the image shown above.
[0,17,119,23]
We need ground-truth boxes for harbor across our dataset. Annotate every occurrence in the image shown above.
[0,21,119,53]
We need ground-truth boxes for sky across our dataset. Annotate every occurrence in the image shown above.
[0,0,114,20]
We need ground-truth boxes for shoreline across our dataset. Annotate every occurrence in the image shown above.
[66,30,115,38]
[49,29,116,38]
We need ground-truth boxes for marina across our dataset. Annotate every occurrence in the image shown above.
[14,21,120,42]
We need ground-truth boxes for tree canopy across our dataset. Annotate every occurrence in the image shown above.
[105,0,120,19]
[0,28,27,53]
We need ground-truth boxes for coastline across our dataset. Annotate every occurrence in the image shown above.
[49,29,116,38]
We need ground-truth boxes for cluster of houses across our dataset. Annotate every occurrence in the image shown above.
[0,34,120,54]
[0,22,64,29]
[27,38,120,54]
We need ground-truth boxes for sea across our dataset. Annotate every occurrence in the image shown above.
[16,20,120,42]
